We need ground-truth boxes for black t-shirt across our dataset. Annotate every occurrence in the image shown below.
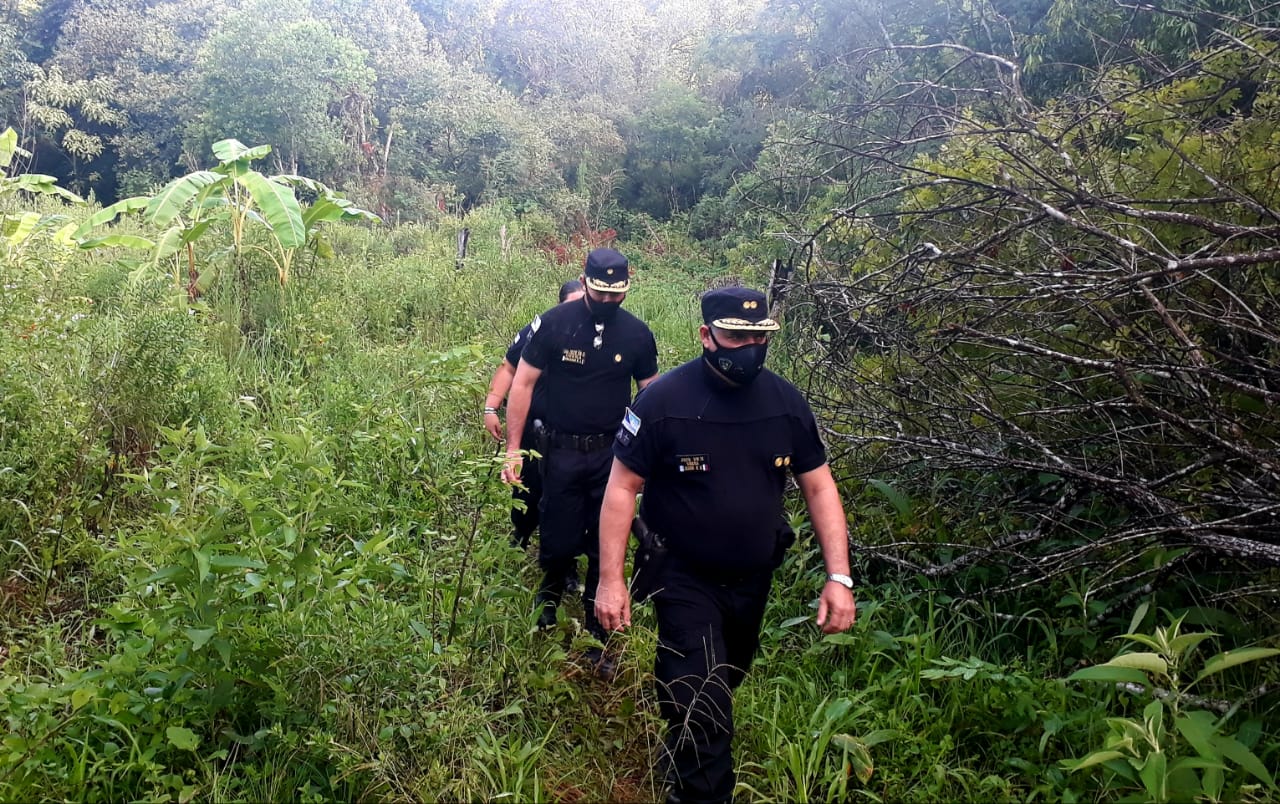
[613,358,826,571]
[520,299,659,435]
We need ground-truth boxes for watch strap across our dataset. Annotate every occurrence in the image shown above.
[827,572,854,589]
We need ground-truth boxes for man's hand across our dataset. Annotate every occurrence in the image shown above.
[815,583,857,634]
[595,577,632,633]
[484,411,503,441]
[501,450,523,484]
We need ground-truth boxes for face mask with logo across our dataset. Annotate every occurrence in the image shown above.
[586,294,622,322]
[706,331,769,386]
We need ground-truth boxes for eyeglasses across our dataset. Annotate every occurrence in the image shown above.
[593,322,604,349]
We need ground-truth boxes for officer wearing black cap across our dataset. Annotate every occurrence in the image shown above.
[502,248,659,667]
[595,286,857,804]
[483,279,585,553]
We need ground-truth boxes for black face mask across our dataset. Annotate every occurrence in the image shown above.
[705,331,769,386]
[585,294,622,322]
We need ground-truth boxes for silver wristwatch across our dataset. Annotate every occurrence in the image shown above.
[827,573,854,589]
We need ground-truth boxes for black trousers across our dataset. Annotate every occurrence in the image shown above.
[510,450,543,546]
[537,443,612,640]
[653,557,773,804]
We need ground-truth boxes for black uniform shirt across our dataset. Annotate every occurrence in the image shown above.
[505,322,547,421]
[613,357,827,571]
[521,299,659,435]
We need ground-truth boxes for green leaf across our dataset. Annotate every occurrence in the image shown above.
[237,172,305,248]
[166,726,200,752]
[1194,648,1280,684]
[867,478,913,520]
[212,139,270,164]
[0,127,17,168]
[71,195,149,239]
[194,549,211,582]
[779,615,810,629]
[1138,751,1167,802]
[185,627,216,651]
[78,234,155,250]
[1214,735,1275,787]
[146,171,224,227]
[3,212,41,245]
[154,226,185,262]
[15,173,82,202]
[1127,602,1151,636]
[1174,711,1219,760]
[207,555,266,571]
[70,686,95,711]
[1106,652,1168,677]
[1167,631,1216,659]
[1067,665,1151,685]
[1062,750,1126,772]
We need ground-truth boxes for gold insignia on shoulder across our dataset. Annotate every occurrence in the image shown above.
[614,353,622,362]
[743,301,751,309]
[774,457,783,467]
[607,268,615,275]
[784,456,791,466]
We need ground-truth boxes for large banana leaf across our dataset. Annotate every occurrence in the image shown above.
[72,196,149,239]
[0,128,18,169]
[79,234,155,250]
[13,173,82,203]
[301,196,380,230]
[237,172,304,249]
[146,171,224,227]
[212,139,271,164]
[3,212,42,245]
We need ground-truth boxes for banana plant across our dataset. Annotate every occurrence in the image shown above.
[0,127,84,258]
[73,138,378,297]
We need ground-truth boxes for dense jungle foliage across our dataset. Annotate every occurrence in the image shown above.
[3,0,1279,801]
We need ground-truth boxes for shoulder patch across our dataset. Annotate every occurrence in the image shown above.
[530,314,541,333]
[512,332,521,345]
[622,407,641,436]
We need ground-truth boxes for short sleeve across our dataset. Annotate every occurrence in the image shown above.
[504,324,531,367]
[520,313,554,370]
[613,396,659,478]
[632,327,659,381]
[789,405,827,475]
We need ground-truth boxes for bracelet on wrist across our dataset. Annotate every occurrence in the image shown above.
[483,407,499,415]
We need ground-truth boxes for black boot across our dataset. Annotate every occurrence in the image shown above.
[534,571,565,630]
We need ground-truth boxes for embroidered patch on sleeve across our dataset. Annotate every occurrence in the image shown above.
[622,407,641,436]
[530,314,541,332]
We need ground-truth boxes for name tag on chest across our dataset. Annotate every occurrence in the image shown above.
[677,454,709,473]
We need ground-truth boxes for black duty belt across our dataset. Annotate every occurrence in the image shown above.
[543,428,613,452]
[671,553,772,586]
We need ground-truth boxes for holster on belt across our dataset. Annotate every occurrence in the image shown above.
[530,418,549,456]
[628,515,668,603]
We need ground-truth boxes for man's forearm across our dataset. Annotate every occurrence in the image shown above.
[505,366,536,451]
[599,478,637,584]
[800,465,851,576]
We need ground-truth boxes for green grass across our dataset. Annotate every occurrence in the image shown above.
[1,202,1276,802]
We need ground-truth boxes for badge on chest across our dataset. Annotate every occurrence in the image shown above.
[677,454,709,473]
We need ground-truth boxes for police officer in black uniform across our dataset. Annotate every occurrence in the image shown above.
[596,286,857,804]
[502,249,659,665]
[483,279,585,553]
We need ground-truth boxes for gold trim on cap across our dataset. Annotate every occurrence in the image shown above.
[711,316,780,331]
[585,276,631,292]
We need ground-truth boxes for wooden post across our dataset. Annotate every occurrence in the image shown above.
[455,227,470,271]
